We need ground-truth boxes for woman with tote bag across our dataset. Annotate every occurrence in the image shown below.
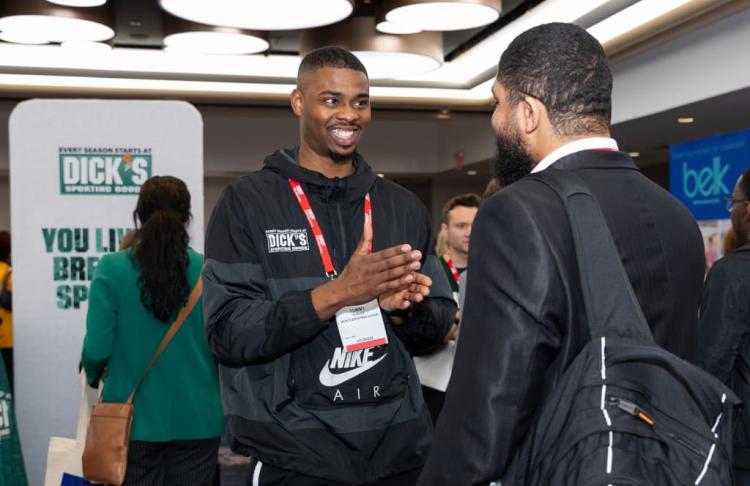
[81,176,223,486]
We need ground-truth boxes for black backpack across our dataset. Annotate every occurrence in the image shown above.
[499,169,741,486]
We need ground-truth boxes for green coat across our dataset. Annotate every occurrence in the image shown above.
[81,248,224,442]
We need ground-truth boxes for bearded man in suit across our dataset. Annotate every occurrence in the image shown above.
[417,22,705,485]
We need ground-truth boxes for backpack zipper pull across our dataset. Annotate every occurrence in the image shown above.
[608,397,655,427]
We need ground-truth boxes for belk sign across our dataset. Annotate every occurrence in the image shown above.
[670,128,749,221]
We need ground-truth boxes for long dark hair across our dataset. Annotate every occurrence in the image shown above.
[131,176,191,323]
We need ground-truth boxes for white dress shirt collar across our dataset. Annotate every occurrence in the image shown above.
[531,137,619,174]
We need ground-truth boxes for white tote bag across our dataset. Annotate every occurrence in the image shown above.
[43,373,93,486]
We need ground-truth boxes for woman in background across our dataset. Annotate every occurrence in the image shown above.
[81,175,223,486]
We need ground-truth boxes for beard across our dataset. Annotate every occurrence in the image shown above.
[492,123,534,186]
[328,148,354,163]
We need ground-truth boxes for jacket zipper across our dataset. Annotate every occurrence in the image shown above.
[335,200,349,266]
[607,396,708,458]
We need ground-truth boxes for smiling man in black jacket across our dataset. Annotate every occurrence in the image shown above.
[203,47,456,486]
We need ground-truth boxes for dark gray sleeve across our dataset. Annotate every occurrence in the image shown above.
[696,263,748,382]
[203,184,330,366]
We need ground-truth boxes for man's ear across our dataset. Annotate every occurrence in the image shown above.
[520,96,545,135]
[441,222,448,233]
[290,88,304,117]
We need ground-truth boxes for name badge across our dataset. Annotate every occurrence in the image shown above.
[335,299,389,352]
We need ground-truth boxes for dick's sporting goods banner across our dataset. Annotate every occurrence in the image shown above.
[9,100,204,486]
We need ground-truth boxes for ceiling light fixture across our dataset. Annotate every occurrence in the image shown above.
[467,170,478,176]
[0,31,51,45]
[61,40,112,53]
[162,14,268,55]
[159,0,354,31]
[678,117,694,124]
[301,16,443,80]
[435,109,451,119]
[0,15,114,42]
[0,0,115,43]
[383,0,502,32]
[375,8,422,34]
[164,32,269,55]
[628,151,640,157]
[46,0,107,7]
[376,20,422,35]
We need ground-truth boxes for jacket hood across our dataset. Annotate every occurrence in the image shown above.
[263,146,378,202]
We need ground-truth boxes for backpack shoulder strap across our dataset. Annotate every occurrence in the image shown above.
[533,169,653,342]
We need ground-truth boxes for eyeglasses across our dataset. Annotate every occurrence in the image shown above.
[724,196,747,213]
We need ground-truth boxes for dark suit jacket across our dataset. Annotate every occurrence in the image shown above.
[417,150,705,485]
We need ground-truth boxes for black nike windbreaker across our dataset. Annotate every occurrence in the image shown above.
[203,147,456,484]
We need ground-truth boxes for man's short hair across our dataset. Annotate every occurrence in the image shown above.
[442,193,481,223]
[298,46,368,85]
[740,167,750,199]
[496,22,612,136]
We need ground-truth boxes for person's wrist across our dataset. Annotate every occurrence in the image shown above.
[312,279,348,320]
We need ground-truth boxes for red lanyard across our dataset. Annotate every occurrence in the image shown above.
[288,179,371,279]
[443,253,461,284]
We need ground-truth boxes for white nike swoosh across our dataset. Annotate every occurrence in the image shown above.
[318,353,388,387]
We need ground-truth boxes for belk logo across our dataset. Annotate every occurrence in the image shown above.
[682,156,730,200]
[59,148,152,195]
[266,229,309,253]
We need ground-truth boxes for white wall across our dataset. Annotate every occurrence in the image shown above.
[611,8,750,124]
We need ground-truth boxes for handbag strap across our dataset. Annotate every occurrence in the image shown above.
[77,371,92,441]
[533,169,654,343]
[126,275,203,404]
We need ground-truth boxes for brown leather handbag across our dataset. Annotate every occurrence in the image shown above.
[82,276,203,485]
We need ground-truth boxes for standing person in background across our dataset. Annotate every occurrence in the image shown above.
[81,176,224,486]
[0,231,13,392]
[415,193,480,424]
[696,168,750,484]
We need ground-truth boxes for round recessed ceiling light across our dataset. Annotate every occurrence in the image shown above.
[61,40,112,53]
[467,170,478,176]
[0,15,114,42]
[46,0,107,6]
[385,1,501,31]
[678,117,695,124]
[376,20,422,35]
[159,0,354,31]
[164,31,269,55]
[353,51,441,79]
[435,109,451,120]
[628,151,640,157]
[0,30,51,44]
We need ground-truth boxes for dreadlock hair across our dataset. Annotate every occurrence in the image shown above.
[131,176,191,323]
